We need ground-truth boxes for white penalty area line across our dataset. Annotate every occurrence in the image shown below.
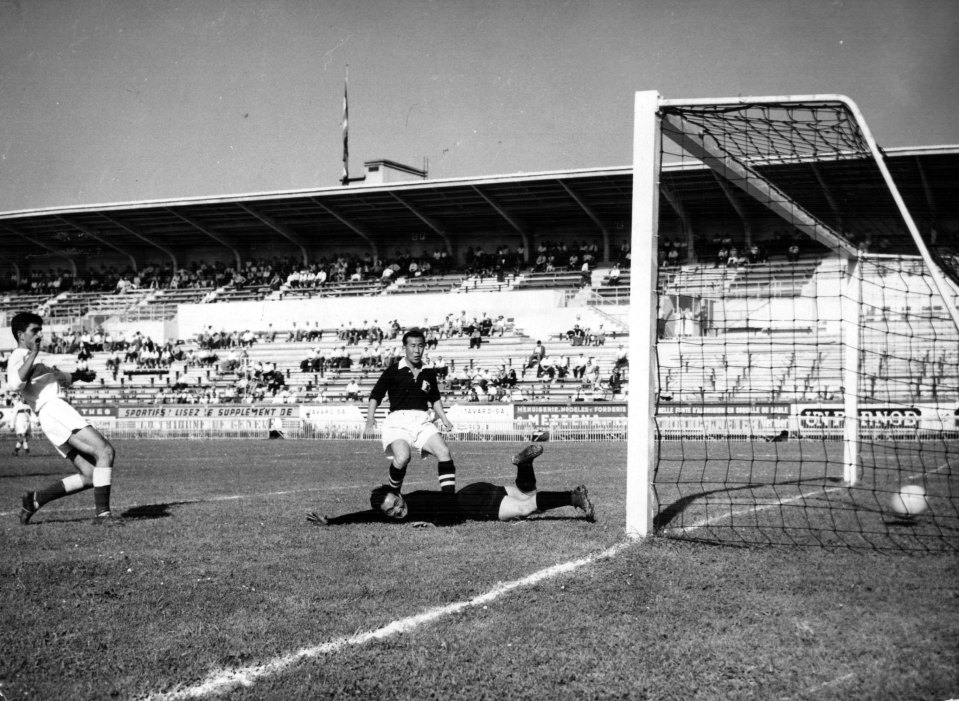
[140,539,635,701]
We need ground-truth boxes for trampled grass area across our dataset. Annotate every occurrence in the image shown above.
[1,438,956,700]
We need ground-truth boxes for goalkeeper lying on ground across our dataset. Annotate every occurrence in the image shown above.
[308,444,594,526]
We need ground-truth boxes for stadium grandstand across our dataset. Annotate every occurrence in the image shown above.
[0,147,957,434]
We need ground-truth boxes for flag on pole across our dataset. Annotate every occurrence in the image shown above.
[341,73,349,185]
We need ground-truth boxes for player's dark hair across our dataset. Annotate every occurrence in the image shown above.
[402,328,426,345]
[10,311,43,341]
[370,485,399,510]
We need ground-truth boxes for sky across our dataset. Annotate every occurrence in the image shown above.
[1,0,957,213]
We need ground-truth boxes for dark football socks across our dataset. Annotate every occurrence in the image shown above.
[389,463,407,490]
[515,461,537,493]
[438,460,456,492]
[535,491,573,512]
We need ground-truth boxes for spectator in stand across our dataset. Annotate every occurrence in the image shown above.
[223,348,241,373]
[608,263,621,286]
[787,241,801,262]
[438,315,455,340]
[608,366,624,397]
[470,368,490,396]
[329,345,351,370]
[614,345,628,370]
[198,347,218,366]
[565,324,584,346]
[358,344,374,369]
[590,324,606,347]
[727,247,747,267]
[105,349,122,380]
[479,313,493,337]
[530,339,546,367]
[457,311,471,337]
[450,366,471,395]
[430,354,449,380]
[572,353,588,379]
[469,326,483,350]
[300,347,323,373]
[344,378,361,402]
[716,246,729,267]
[584,357,600,387]
[580,260,592,287]
[538,355,557,381]
[667,245,679,266]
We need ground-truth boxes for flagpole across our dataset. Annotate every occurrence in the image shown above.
[341,66,349,186]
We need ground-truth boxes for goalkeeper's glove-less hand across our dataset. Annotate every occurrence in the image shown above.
[306,512,329,526]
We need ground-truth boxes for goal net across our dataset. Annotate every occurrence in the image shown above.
[629,93,959,551]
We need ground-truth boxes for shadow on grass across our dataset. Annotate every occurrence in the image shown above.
[120,502,190,520]
[653,476,844,531]
[24,501,191,525]
[523,515,597,523]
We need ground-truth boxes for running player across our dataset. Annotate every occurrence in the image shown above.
[364,327,457,493]
[7,312,118,524]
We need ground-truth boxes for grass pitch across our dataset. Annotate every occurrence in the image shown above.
[1,438,956,700]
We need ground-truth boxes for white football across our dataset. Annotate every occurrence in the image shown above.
[889,484,928,517]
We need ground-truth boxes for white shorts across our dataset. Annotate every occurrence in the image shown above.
[380,410,440,459]
[14,415,31,436]
[38,399,90,456]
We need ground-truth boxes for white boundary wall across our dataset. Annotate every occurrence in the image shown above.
[173,289,601,340]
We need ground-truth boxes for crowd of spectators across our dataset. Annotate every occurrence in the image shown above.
[526,240,602,274]
[2,237,636,309]
[562,319,609,347]
[0,229,847,304]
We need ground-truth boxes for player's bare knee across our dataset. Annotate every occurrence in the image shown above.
[100,440,116,466]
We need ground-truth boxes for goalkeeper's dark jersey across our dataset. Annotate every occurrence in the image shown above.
[323,483,507,526]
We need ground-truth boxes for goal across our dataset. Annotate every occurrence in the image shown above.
[627,92,959,551]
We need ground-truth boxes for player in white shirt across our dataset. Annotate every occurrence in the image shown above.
[12,399,32,456]
[7,312,118,525]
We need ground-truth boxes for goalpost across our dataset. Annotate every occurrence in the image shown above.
[627,92,959,550]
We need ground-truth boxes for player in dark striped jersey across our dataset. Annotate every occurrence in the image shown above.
[307,444,594,526]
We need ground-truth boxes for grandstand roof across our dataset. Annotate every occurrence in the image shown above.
[0,145,956,268]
